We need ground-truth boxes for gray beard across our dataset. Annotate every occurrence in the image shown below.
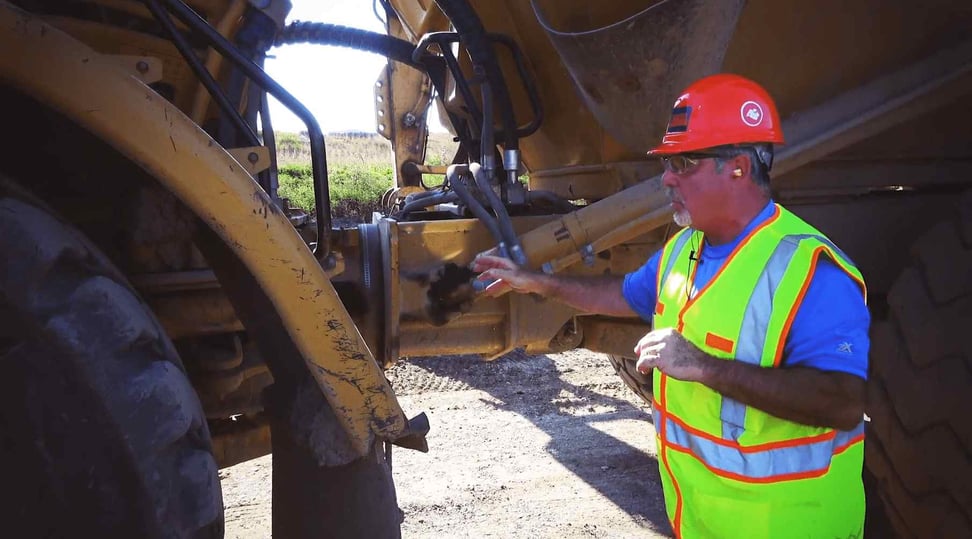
[666,186,692,227]
[673,209,693,227]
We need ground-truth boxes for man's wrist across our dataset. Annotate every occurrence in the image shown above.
[534,273,557,297]
[692,349,724,386]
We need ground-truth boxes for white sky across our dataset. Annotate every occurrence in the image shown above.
[264,0,430,134]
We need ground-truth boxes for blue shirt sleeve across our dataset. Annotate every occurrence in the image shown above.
[622,250,662,322]
[782,258,870,379]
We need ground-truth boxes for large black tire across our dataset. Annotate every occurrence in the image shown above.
[196,221,403,538]
[607,354,653,405]
[0,185,224,537]
[866,191,972,538]
[262,379,401,538]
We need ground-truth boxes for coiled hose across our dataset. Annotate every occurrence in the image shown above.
[275,22,422,69]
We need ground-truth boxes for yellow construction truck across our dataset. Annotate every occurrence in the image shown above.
[0,0,968,537]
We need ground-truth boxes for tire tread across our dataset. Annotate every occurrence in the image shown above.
[0,189,223,538]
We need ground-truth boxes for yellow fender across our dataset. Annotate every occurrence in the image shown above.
[0,3,405,455]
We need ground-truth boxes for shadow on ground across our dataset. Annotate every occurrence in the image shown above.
[399,350,674,537]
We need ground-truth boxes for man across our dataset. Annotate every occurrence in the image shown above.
[473,74,869,538]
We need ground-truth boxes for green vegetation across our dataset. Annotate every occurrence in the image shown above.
[278,162,392,215]
[274,131,456,221]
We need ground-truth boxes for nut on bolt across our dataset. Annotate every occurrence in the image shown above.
[402,112,418,128]
[248,152,260,164]
[136,60,150,74]
[581,244,596,266]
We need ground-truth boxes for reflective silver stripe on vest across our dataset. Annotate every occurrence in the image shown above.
[666,418,864,479]
[785,233,854,266]
[658,229,695,292]
[720,238,800,440]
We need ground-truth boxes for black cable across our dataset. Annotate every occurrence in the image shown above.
[470,162,523,264]
[413,32,482,135]
[373,0,387,25]
[478,77,494,171]
[259,91,280,203]
[273,22,474,174]
[434,0,519,152]
[156,0,333,260]
[275,22,422,70]
[403,188,447,202]
[144,0,260,148]
[396,191,460,218]
[487,33,543,138]
[446,165,506,254]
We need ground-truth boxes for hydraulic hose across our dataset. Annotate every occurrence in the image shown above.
[275,22,422,70]
[157,0,333,260]
[275,22,473,162]
[470,162,524,265]
[259,91,281,202]
[525,190,576,214]
[488,33,543,139]
[479,80,496,172]
[433,0,519,152]
[446,165,507,256]
[396,191,460,218]
[145,0,259,148]
[403,189,443,201]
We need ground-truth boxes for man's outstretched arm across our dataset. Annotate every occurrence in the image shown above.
[472,254,637,317]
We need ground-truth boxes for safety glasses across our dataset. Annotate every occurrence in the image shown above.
[660,152,726,175]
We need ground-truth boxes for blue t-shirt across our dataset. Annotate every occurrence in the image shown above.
[622,202,869,379]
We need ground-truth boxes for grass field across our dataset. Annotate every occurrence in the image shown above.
[275,131,456,220]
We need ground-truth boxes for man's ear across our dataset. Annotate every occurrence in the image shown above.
[729,153,751,179]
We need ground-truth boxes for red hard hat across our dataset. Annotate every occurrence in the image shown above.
[648,74,784,155]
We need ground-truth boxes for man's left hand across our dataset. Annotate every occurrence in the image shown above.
[634,328,708,382]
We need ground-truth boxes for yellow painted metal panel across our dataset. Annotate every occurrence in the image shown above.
[0,3,405,455]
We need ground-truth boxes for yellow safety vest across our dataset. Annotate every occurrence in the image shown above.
[651,204,867,538]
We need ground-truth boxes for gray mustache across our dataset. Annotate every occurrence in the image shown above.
[665,187,683,204]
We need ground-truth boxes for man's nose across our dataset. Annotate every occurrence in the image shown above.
[661,170,678,187]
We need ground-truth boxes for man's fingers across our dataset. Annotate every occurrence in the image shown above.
[634,335,659,356]
[634,330,671,355]
[636,354,656,375]
[474,268,513,296]
[470,254,498,270]
[471,254,516,272]
[477,268,510,282]
[482,278,511,296]
[470,258,492,272]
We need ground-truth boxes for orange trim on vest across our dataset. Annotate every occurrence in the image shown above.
[704,332,734,354]
[675,206,781,333]
[664,442,834,484]
[655,397,838,452]
[658,373,684,538]
[773,245,824,367]
[655,301,666,317]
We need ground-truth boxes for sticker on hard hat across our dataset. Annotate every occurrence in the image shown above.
[740,101,763,127]
[666,106,692,134]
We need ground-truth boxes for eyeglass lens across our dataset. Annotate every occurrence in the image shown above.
[664,155,700,174]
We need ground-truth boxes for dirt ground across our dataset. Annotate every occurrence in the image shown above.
[220,349,674,538]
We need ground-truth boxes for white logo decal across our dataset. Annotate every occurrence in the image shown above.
[740,101,763,127]
[837,342,853,354]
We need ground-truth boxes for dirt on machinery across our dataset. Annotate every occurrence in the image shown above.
[220,349,674,538]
